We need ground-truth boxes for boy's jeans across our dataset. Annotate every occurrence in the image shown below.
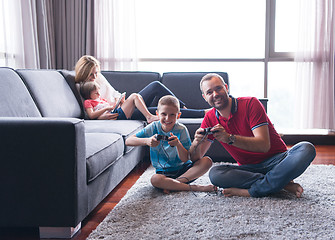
[209,141,316,197]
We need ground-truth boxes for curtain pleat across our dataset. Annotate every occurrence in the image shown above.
[295,0,335,129]
[53,0,94,70]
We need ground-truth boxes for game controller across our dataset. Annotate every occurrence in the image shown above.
[155,134,171,141]
[200,127,219,135]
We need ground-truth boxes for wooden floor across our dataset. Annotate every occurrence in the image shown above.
[1,145,334,240]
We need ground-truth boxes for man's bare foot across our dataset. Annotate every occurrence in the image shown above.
[222,188,250,197]
[284,181,304,198]
[147,114,159,124]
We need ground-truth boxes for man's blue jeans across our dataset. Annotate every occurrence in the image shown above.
[209,142,316,197]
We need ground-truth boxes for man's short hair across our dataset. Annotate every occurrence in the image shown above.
[157,95,180,112]
[200,73,225,92]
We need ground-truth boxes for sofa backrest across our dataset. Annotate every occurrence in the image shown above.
[161,72,229,109]
[16,69,82,118]
[0,67,42,117]
[101,71,161,95]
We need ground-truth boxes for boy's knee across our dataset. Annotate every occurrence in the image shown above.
[150,174,163,187]
[202,156,213,169]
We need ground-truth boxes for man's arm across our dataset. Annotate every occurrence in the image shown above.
[189,128,212,161]
[212,124,271,153]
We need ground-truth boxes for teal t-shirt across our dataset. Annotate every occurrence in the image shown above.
[135,121,192,172]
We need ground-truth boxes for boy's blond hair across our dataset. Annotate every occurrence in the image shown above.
[157,95,180,112]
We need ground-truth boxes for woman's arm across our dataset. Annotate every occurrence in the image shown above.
[96,73,121,105]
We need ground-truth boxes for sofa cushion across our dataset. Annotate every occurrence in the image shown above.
[16,69,82,118]
[84,120,145,153]
[0,67,41,117]
[85,133,124,183]
[59,70,86,118]
[101,71,160,96]
[161,72,229,109]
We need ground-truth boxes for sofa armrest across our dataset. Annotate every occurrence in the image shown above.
[258,98,268,112]
[0,117,88,227]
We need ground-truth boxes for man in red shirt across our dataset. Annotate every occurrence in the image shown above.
[189,73,316,198]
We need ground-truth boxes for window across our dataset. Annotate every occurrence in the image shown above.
[135,0,300,129]
[135,0,265,59]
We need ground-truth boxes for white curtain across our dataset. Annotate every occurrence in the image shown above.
[94,0,138,71]
[0,0,55,69]
[295,0,335,129]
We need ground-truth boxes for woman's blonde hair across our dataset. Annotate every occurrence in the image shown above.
[75,55,100,83]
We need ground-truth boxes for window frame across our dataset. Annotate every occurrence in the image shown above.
[137,0,296,99]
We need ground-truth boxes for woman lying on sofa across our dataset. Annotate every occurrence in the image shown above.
[75,55,209,121]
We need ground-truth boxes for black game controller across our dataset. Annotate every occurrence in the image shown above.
[155,134,171,141]
[200,127,219,135]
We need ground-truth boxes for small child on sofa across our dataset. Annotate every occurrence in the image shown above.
[80,81,127,120]
[126,95,216,193]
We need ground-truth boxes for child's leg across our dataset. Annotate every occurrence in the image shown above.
[151,157,214,193]
[151,173,215,192]
[177,156,213,183]
[121,93,158,123]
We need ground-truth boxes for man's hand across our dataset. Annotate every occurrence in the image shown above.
[211,124,230,143]
[194,128,208,142]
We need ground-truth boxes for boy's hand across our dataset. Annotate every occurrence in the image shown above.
[147,135,160,147]
[168,133,180,147]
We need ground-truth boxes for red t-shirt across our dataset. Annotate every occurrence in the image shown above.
[84,98,110,111]
[201,97,287,165]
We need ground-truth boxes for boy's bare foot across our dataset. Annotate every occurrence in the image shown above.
[222,188,250,197]
[191,184,217,192]
[163,189,170,194]
[147,114,159,124]
[284,181,304,198]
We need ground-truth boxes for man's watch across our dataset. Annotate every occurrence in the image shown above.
[228,134,236,145]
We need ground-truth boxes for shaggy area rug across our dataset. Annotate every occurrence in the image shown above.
[87,164,335,240]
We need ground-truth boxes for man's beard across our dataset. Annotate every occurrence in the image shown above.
[212,94,229,110]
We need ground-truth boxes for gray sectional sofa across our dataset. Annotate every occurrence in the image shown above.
[0,67,265,238]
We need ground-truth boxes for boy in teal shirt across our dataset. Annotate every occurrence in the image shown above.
[126,95,215,193]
